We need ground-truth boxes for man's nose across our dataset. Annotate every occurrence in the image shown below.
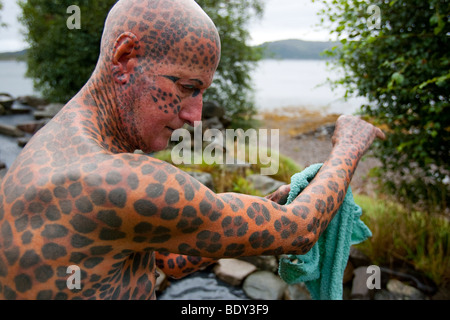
[178,94,203,127]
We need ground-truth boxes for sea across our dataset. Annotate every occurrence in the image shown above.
[0,59,368,300]
[0,59,367,114]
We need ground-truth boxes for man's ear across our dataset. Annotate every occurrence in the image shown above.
[111,32,139,85]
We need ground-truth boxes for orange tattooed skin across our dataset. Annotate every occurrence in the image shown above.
[0,0,385,300]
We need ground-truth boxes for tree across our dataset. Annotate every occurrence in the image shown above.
[19,0,263,127]
[314,0,449,213]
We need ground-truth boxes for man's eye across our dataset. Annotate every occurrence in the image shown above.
[181,84,196,90]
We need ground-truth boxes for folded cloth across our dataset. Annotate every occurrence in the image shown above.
[278,163,372,300]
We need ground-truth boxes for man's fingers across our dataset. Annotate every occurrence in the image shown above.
[375,127,386,140]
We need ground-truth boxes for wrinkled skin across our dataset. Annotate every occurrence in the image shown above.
[0,0,385,300]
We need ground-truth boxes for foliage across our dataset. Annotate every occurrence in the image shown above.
[355,194,450,285]
[314,0,450,213]
[19,0,116,103]
[196,0,264,127]
[19,0,264,127]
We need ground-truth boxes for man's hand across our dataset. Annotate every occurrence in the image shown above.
[265,184,291,205]
[331,115,386,156]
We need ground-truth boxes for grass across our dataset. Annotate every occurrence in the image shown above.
[153,134,449,287]
[355,194,450,286]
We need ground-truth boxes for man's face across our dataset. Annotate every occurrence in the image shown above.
[128,61,217,153]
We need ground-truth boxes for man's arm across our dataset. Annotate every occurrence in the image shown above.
[73,115,383,258]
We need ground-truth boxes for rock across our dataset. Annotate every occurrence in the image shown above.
[238,256,279,273]
[17,137,31,148]
[386,279,426,300]
[349,246,372,268]
[0,93,15,110]
[343,260,355,284]
[0,123,25,138]
[16,120,47,135]
[243,271,287,300]
[350,267,373,300]
[202,101,225,120]
[202,116,224,131]
[0,168,7,181]
[246,174,285,195]
[33,103,64,119]
[17,95,49,108]
[155,267,169,292]
[186,171,214,191]
[283,283,312,300]
[213,259,257,287]
[380,267,437,296]
[0,104,5,115]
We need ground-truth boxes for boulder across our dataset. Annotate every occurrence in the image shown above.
[246,174,285,195]
[213,259,257,287]
[202,101,225,120]
[186,171,214,191]
[17,95,49,108]
[386,279,426,300]
[0,93,15,110]
[16,120,47,135]
[243,271,287,300]
[283,283,312,300]
[0,123,25,138]
[33,103,64,119]
[238,256,279,273]
[350,267,373,300]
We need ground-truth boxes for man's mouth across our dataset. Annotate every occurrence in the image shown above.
[166,126,175,132]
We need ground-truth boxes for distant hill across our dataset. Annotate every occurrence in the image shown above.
[257,39,338,60]
[0,49,27,61]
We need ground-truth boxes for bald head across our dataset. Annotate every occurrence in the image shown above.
[98,0,221,76]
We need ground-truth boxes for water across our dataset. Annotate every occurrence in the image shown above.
[0,59,365,299]
[251,59,368,115]
[0,60,37,97]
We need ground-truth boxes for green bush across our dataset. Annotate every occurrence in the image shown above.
[316,0,450,213]
[19,0,264,127]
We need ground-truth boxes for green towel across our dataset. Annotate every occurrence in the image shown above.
[278,163,372,300]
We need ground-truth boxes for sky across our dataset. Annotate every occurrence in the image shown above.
[0,0,331,53]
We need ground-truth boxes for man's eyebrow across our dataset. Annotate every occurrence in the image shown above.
[162,75,180,83]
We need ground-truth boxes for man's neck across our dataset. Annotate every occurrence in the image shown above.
[76,74,137,154]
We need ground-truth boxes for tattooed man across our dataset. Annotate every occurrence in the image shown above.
[0,0,385,300]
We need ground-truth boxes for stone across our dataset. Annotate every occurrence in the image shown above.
[386,279,426,300]
[238,256,279,273]
[186,171,215,191]
[350,267,372,300]
[17,137,31,148]
[213,259,257,287]
[33,103,64,119]
[202,116,224,131]
[349,246,372,268]
[0,93,15,110]
[16,120,47,135]
[155,267,169,293]
[246,175,285,195]
[283,283,312,300]
[17,95,49,108]
[343,260,355,284]
[0,123,25,138]
[202,101,225,120]
[243,271,287,300]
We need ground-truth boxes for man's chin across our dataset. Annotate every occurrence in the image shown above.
[139,139,169,154]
